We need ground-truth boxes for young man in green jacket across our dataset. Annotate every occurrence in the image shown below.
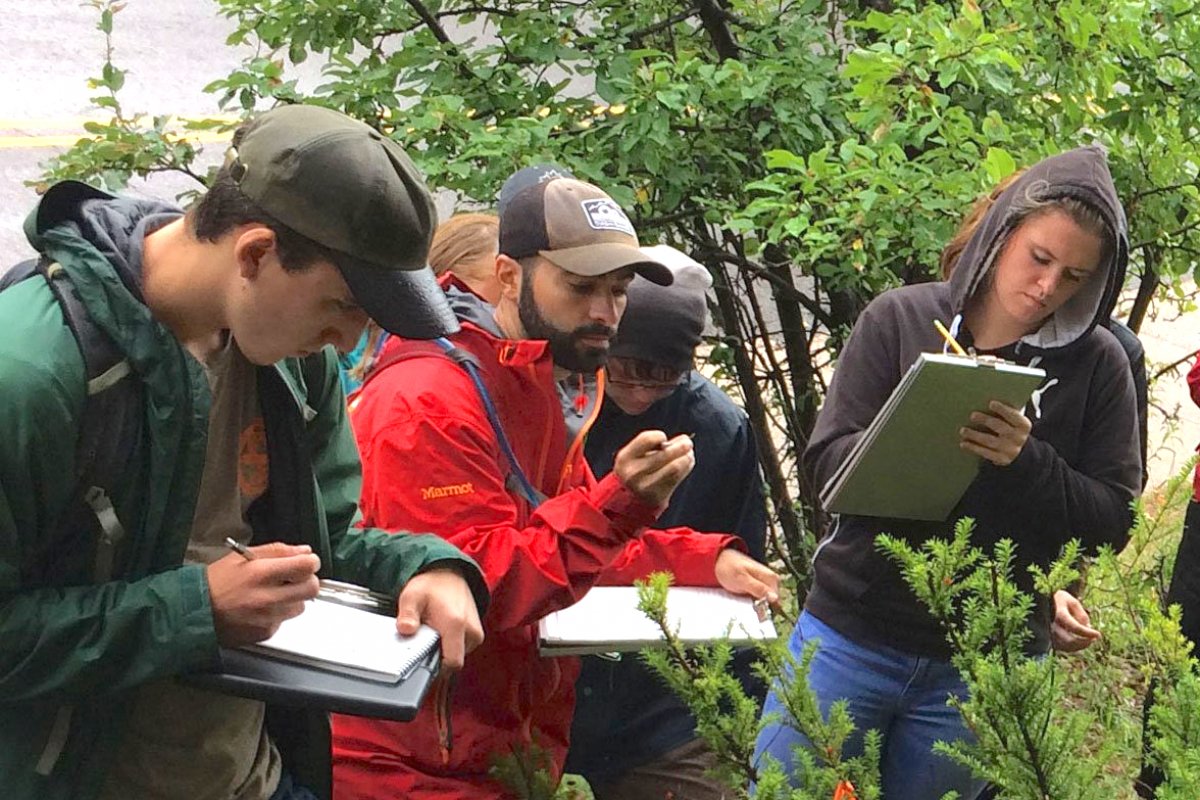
[0,104,488,800]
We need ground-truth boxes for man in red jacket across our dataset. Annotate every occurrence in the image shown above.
[331,175,778,799]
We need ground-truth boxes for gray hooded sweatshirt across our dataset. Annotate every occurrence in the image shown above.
[804,146,1142,656]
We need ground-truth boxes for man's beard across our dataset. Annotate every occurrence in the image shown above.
[518,278,615,372]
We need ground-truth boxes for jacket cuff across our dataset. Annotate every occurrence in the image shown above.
[591,472,662,537]
[415,556,491,619]
[178,564,223,670]
[980,434,1050,490]
[672,533,746,585]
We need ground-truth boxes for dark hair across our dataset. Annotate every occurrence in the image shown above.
[517,254,542,275]
[187,121,343,274]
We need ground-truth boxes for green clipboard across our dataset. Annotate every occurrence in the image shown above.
[820,352,1046,521]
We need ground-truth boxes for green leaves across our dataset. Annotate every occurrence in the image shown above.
[42,3,1200,716]
[983,147,1017,184]
[878,523,1139,798]
[636,573,882,799]
[34,0,216,194]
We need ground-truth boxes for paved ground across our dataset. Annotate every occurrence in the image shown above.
[1132,293,1200,491]
[0,0,325,259]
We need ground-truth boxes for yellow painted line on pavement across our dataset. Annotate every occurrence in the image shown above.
[0,130,232,151]
[0,134,90,150]
[0,113,241,130]
[0,112,241,150]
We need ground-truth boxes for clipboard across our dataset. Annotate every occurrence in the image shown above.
[185,645,440,721]
[820,352,1046,521]
[538,586,778,656]
[183,579,441,721]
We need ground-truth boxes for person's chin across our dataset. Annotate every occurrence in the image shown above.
[246,345,300,366]
[1017,293,1048,318]
[574,345,609,371]
[613,399,652,416]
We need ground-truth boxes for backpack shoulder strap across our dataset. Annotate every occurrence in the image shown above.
[2,256,143,580]
[0,257,40,291]
[360,338,463,387]
[363,336,545,508]
[1105,317,1148,489]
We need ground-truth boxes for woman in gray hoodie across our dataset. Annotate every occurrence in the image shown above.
[754,146,1142,799]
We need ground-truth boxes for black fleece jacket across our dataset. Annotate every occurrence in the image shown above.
[804,146,1143,656]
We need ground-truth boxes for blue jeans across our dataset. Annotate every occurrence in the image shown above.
[268,771,319,800]
[754,611,984,800]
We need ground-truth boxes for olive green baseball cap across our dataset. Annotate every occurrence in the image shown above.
[226,104,458,339]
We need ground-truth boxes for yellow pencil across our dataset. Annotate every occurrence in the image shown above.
[933,319,968,357]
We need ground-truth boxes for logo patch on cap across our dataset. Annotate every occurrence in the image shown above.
[581,199,635,236]
[537,167,571,184]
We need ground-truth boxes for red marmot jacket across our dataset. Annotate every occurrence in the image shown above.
[331,294,737,799]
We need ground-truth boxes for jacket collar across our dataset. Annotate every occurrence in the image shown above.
[271,357,321,422]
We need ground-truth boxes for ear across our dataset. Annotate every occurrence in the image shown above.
[233,226,278,281]
[495,254,524,301]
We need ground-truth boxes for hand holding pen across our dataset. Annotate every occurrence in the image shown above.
[205,537,321,648]
[935,319,1033,467]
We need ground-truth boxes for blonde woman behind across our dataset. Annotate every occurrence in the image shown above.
[341,213,499,393]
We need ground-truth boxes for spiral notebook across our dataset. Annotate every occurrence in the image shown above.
[820,352,1045,521]
[242,596,440,683]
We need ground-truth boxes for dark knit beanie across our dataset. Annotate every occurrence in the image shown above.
[611,265,708,370]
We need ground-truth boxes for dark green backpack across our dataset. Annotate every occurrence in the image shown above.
[0,256,142,581]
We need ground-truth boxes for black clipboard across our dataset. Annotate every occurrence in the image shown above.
[184,645,440,721]
[183,579,441,721]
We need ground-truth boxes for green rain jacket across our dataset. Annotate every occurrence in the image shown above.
[0,182,488,800]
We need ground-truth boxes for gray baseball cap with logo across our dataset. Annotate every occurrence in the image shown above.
[498,177,673,286]
[226,103,458,339]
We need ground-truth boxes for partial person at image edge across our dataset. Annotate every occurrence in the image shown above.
[0,104,487,800]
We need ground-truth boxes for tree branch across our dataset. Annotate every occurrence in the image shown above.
[1151,348,1200,383]
[404,0,454,45]
[696,245,838,331]
[1131,216,1200,250]
[635,206,704,229]
[627,7,699,45]
[696,0,741,61]
[1131,178,1200,203]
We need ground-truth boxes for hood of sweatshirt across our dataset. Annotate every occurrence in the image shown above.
[24,181,182,298]
[947,145,1128,353]
[444,281,503,337]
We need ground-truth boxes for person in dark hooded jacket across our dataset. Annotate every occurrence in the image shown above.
[566,247,768,799]
[753,146,1142,800]
[941,167,1149,659]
